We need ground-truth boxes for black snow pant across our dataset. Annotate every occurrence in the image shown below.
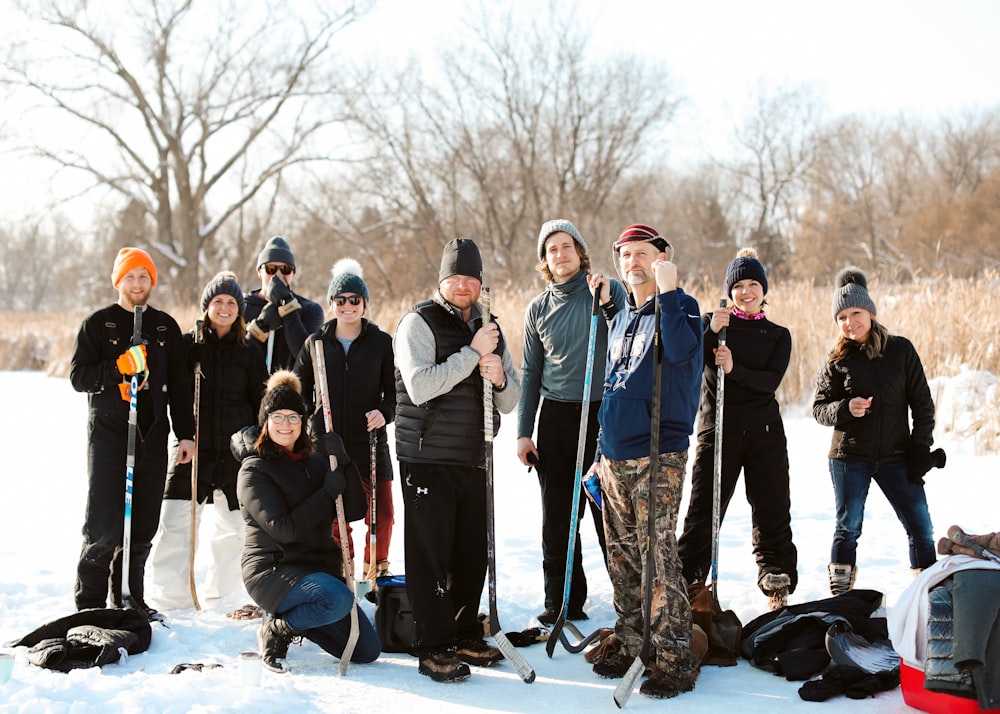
[400,462,487,656]
[677,419,798,594]
[536,399,606,612]
[75,417,169,610]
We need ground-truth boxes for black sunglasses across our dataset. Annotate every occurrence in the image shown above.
[333,295,364,306]
[264,264,295,276]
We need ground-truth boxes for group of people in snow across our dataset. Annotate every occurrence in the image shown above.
[68,219,945,698]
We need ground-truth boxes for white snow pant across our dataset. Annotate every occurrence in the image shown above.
[150,494,246,610]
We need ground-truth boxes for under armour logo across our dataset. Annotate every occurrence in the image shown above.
[416,486,429,495]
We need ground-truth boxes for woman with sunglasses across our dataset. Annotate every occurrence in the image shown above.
[244,236,324,373]
[295,258,397,584]
[233,370,377,673]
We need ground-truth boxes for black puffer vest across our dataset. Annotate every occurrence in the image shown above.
[395,299,503,467]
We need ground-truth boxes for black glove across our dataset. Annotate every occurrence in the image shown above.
[323,467,347,499]
[186,342,205,370]
[247,301,282,342]
[264,275,294,306]
[319,431,351,466]
[905,444,947,485]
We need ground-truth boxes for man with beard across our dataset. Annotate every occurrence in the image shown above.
[70,247,195,620]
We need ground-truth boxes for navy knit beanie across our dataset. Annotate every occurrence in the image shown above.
[327,258,370,304]
[200,271,245,313]
[724,248,768,296]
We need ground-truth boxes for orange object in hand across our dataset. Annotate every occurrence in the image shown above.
[116,344,147,375]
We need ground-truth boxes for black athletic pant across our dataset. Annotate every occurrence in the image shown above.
[536,399,606,612]
[75,419,169,610]
[400,462,487,655]
[677,420,798,594]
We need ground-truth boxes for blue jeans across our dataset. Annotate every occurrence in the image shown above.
[829,459,936,569]
[277,572,381,663]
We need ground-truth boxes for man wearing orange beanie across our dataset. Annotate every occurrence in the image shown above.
[70,247,195,621]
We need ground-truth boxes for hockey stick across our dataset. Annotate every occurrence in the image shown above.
[481,287,536,683]
[265,331,275,373]
[547,288,601,657]
[189,320,203,611]
[313,341,360,676]
[614,290,662,708]
[558,622,606,653]
[367,429,378,591]
[121,305,143,609]
[710,299,727,599]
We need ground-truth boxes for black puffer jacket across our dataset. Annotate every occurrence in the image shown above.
[231,426,346,614]
[812,335,935,461]
[164,327,267,507]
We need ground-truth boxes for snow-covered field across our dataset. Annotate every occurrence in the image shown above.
[0,371,995,713]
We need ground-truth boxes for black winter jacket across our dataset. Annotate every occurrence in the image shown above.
[243,289,324,372]
[812,335,935,461]
[232,427,347,614]
[294,318,396,482]
[164,327,267,507]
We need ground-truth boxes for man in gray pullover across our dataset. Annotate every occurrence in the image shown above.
[394,237,521,683]
[517,219,628,624]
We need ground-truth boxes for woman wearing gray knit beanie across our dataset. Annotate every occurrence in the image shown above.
[813,267,945,596]
[676,247,798,612]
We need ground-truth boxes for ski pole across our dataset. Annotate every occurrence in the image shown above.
[711,298,727,600]
[481,287,536,683]
[121,305,143,608]
[189,320,203,611]
[548,287,601,657]
[614,289,661,709]
[313,340,360,676]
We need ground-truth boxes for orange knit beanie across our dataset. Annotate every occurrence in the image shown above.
[111,247,158,288]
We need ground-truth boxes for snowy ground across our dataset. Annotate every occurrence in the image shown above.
[0,371,995,713]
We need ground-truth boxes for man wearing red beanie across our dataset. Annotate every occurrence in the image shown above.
[70,247,195,620]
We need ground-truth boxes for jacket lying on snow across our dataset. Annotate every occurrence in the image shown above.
[9,608,152,672]
[741,589,888,680]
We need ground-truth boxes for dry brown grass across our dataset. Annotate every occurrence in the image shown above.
[4,273,997,448]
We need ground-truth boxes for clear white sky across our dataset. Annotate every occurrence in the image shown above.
[3,0,999,224]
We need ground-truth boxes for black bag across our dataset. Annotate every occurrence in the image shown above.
[374,575,416,653]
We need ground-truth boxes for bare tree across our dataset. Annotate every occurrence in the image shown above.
[3,0,368,302]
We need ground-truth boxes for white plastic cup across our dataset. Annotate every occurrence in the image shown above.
[355,579,372,602]
[239,650,261,687]
[0,651,14,686]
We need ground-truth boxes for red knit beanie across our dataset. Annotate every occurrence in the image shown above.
[112,247,158,288]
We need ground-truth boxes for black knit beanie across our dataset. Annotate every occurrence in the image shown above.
[256,236,295,269]
[200,271,246,313]
[724,249,768,296]
[438,238,483,283]
[258,370,306,427]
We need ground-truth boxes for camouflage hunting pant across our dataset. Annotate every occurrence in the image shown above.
[600,451,696,675]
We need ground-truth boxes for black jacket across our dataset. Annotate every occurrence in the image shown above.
[232,427,357,614]
[164,327,267,507]
[813,335,935,461]
[10,608,152,672]
[244,289,324,372]
[294,318,396,482]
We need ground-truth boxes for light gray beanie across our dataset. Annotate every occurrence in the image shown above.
[832,267,877,320]
[536,219,588,261]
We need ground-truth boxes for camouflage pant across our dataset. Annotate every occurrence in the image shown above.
[600,451,696,675]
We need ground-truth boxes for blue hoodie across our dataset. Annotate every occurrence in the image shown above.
[597,288,702,460]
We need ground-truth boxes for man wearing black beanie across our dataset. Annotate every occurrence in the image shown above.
[393,237,522,683]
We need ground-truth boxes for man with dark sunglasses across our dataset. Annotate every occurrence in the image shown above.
[244,236,324,373]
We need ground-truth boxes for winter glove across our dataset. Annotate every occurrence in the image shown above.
[319,431,351,466]
[323,467,347,499]
[798,664,870,702]
[186,342,205,370]
[264,274,294,306]
[115,344,147,375]
[247,301,282,342]
[905,444,946,485]
[843,668,899,699]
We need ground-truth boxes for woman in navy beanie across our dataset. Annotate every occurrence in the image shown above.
[677,247,798,611]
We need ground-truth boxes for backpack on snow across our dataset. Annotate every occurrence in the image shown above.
[374,574,416,653]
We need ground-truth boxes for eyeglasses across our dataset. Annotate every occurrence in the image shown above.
[264,264,295,276]
[333,295,364,306]
[268,412,302,425]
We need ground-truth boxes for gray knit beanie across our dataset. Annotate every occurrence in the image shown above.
[536,219,588,261]
[327,258,370,304]
[832,267,877,320]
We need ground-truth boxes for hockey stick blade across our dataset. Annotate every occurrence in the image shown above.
[613,655,646,708]
[557,623,605,654]
[546,612,567,657]
[494,630,536,683]
[948,525,1000,565]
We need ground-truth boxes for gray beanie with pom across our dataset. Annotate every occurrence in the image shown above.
[832,267,877,320]
[327,258,370,304]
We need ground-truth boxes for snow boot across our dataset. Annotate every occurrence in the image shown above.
[760,573,792,611]
[418,650,471,682]
[937,525,1000,561]
[639,666,698,699]
[828,563,857,596]
[454,638,503,667]
[258,615,298,673]
[589,633,633,679]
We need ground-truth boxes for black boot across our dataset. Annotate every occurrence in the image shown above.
[258,615,297,673]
